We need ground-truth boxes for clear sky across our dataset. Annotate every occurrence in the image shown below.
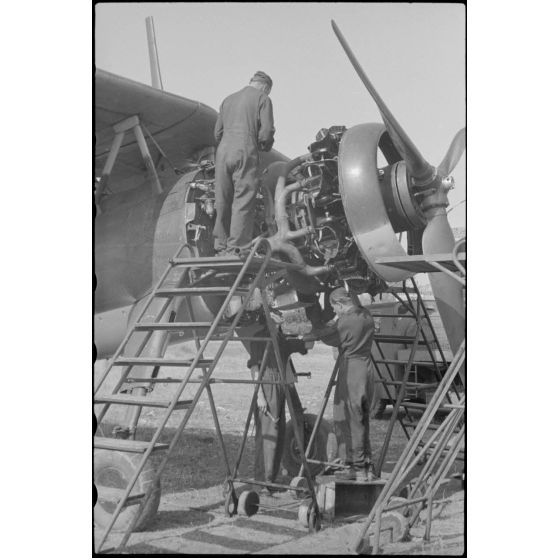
[95,2,465,226]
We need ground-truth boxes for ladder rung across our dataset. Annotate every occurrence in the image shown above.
[154,287,250,296]
[171,256,244,267]
[400,402,451,412]
[95,394,193,409]
[378,380,439,390]
[371,313,417,318]
[114,357,214,367]
[211,336,272,342]
[124,377,291,386]
[134,322,218,330]
[374,335,427,344]
[401,421,439,430]
[96,486,146,507]
[374,358,441,366]
[388,286,419,293]
[94,437,169,453]
[171,255,303,272]
[418,440,464,456]
[273,302,314,311]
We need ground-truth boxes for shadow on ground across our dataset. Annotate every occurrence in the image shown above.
[98,423,256,495]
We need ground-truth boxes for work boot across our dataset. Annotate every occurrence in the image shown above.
[334,466,357,481]
[364,463,379,482]
[323,457,344,475]
[355,467,373,483]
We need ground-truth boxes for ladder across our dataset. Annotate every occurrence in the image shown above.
[351,249,466,554]
[285,276,461,484]
[370,277,463,474]
[351,342,465,554]
[93,237,322,553]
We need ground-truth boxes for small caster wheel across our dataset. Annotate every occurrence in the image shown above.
[297,502,310,527]
[380,511,408,544]
[308,505,321,533]
[290,476,308,499]
[354,537,372,555]
[237,490,259,517]
[298,502,321,532]
[224,490,238,517]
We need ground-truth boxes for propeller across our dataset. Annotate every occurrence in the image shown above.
[331,20,435,186]
[437,127,466,178]
[331,20,465,366]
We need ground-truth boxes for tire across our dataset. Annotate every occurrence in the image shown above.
[94,450,161,532]
[237,490,259,517]
[282,413,337,477]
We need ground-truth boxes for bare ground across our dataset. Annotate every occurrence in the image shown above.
[94,340,464,554]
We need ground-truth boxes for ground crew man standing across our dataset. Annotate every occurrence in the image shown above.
[247,312,307,493]
[213,71,275,256]
[313,287,376,482]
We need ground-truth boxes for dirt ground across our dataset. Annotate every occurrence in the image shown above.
[94,340,464,554]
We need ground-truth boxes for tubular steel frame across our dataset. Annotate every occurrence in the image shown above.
[351,249,466,554]
[94,237,322,553]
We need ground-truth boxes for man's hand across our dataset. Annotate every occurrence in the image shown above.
[250,364,260,381]
[257,390,268,414]
[259,139,273,152]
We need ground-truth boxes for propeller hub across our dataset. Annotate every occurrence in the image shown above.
[419,177,451,214]
[441,175,455,191]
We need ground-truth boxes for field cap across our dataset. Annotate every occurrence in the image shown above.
[251,71,273,88]
[329,287,353,305]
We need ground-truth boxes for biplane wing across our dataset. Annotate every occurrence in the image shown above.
[95,69,288,193]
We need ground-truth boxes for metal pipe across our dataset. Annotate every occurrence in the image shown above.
[132,124,162,195]
[265,156,332,276]
[145,16,163,90]
[95,131,124,208]
[296,354,342,477]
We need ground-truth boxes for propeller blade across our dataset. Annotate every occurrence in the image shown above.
[422,212,465,379]
[331,20,434,184]
[437,128,466,177]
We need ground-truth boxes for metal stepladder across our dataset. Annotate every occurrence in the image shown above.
[282,254,465,536]
[350,247,466,554]
[371,276,464,475]
[284,274,462,493]
[93,237,322,553]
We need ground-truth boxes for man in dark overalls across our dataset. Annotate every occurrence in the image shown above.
[315,287,377,481]
[247,312,307,492]
[213,71,275,255]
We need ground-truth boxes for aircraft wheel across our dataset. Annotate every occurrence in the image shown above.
[237,490,259,517]
[282,414,337,477]
[94,450,161,532]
